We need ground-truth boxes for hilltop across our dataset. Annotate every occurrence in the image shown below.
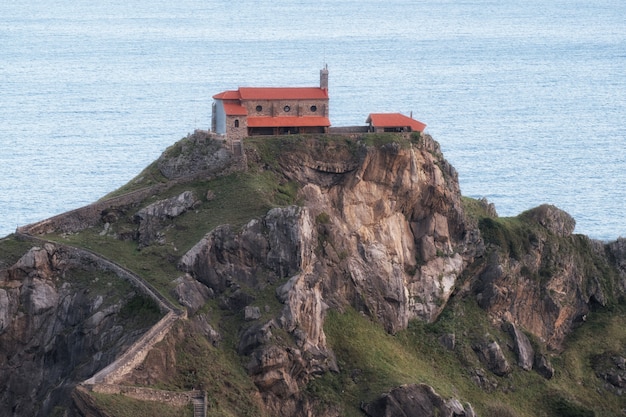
[1,131,626,417]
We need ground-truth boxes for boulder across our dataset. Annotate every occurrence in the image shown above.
[470,368,498,392]
[178,206,310,293]
[0,289,10,335]
[245,306,262,321]
[504,323,534,371]
[172,274,212,315]
[439,333,456,351]
[592,352,626,393]
[134,191,198,247]
[534,353,555,379]
[246,345,300,397]
[238,321,275,356]
[472,339,511,376]
[362,384,475,417]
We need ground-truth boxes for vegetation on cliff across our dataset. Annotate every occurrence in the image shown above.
[2,131,626,416]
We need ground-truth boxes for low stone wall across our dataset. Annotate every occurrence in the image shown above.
[88,384,203,408]
[329,125,370,134]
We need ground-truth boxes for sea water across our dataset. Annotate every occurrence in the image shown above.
[1,0,625,240]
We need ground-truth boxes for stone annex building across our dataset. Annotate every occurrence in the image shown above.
[211,67,426,147]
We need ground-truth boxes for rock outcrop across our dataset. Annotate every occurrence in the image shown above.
[0,244,158,417]
[472,338,511,377]
[273,137,477,333]
[176,135,482,414]
[473,205,621,350]
[593,351,626,395]
[504,322,534,371]
[134,191,199,247]
[171,273,212,315]
[156,130,236,180]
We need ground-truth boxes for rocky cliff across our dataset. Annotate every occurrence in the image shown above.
[0,242,161,417]
[4,131,626,417]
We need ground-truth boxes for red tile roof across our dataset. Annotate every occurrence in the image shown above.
[212,90,240,100]
[366,113,426,132]
[222,102,247,116]
[247,116,331,128]
[214,87,328,101]
[239,87,328,100]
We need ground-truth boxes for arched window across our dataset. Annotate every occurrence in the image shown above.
[283,105,291,113]
[234,119,239,128]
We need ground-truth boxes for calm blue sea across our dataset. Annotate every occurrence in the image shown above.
[1,0,625,240]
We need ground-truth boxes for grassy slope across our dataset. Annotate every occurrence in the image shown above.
[320,296,626,417]
[9,133,626,416]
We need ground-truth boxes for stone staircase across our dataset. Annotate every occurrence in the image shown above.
[192,393,207,417]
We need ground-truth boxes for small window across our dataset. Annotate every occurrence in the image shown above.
[283,105,291,112]
[234,119,239,128]
[256,105,262,112]
[310,105,317,112]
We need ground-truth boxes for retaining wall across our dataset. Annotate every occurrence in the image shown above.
[83,311,179,385]
[89,384,202,407]
[328,125,370,134]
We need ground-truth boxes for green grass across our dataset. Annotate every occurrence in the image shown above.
[246,134,363,168]
[47,167,299,306]
[50,233,182,306]
[478,215,539,260]
[154,324,267,417]
[316,306,490,415]
[357,132,414,148]
[461,196,497,225]
[162,171,300,253]
[313,293,626,417]
[0,235,34,268]
[552,304,626,415]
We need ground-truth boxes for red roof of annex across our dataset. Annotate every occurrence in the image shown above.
[367,113,427,132]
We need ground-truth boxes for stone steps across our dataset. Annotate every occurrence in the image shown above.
[192,396,206,417]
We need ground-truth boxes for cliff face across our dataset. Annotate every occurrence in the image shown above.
[175,135,481,414]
